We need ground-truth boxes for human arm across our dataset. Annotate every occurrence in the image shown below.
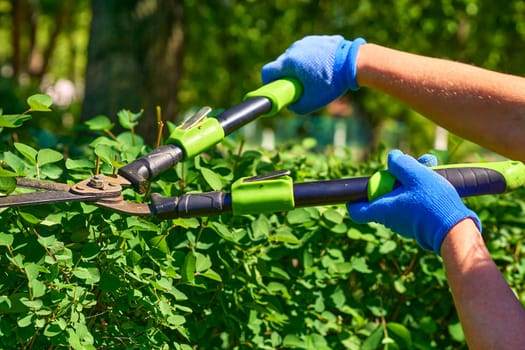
[356,44,525,162]
[347,150,525,348]
[441,219,525,350]
[262,36,525,162]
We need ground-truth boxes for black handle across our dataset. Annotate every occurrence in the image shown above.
[118,145,184,193]
[118,97,272,192]
[434,167,507,196]
[367,165,515,201]
[216,97,272,134]
[119,79,302,190]
[151,192,232,219]
[148,165,519,218]
[292,177,370,207]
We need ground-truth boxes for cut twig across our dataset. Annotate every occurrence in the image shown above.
[156,105,164,148]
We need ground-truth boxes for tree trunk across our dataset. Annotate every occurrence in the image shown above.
[81,0,185,144]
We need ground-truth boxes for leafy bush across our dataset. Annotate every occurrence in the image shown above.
[0,100,524,349]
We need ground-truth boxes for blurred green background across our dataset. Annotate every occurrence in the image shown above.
[1,0,524,161]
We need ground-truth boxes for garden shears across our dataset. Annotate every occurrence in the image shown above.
[0,79,524,219]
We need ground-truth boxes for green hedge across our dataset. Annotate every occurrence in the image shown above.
[0,108,524,349]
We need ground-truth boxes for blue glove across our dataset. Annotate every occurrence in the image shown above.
[347,150,482,254]
[262,35,366,115]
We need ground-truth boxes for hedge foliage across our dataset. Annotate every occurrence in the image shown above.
[0,102,524,349]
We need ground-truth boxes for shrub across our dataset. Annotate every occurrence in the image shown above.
[0,100,523,349]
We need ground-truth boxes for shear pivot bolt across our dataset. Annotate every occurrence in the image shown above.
[88,175,105,189]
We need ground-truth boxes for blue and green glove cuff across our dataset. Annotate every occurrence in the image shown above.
[336,37,367,91]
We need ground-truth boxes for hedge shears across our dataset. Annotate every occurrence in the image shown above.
[0,79,524,218]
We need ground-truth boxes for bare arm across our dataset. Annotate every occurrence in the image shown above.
[441,219,525,349]
[356,44,525,162]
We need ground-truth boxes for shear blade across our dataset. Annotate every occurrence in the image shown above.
[0,189,117,208]
[15,177,72,192]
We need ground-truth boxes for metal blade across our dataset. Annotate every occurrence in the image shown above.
[15,177,72,192]
[93,197,153,216]
[179,106,213,130]
[0,190,118,208]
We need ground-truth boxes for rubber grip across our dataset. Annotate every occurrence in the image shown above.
[151,192,231,219]
[368,166,513,201]
[119,145,184,193]
[434,167,507,197]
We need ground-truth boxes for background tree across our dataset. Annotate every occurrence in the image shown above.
[81,0,184,141]
[1,0,525,154]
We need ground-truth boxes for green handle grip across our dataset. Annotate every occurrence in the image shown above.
[244,78,303,117]
[169,78,302,158]
[368,160,525,201]
[231,172,295,215]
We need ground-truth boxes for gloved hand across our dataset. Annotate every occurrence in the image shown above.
[262,35,366,115]
[347,150,482,254]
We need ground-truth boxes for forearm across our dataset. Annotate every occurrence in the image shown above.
[356,44,525,162]
[441,219,525,349]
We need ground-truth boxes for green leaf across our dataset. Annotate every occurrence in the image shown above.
[37,148,63,167]
[30,279,46,298]
[350,256,372,274]
[323,209,343,224]
[14,142,37,164]
[200,269,223,282]
[65,158,95,170]
[448,321,465,342]
[17,313,35,328]
[286,208,312,224]
[393,278,407,294]
[379,240,397,254]
[274,228,302,244]
[27,94,53,112]
[210,222,246,243]
[19,297,43,310]
[0,176,16,194]
[94,143,119,167]
[347,227,378,243]
[304,333,328,349]
[3,151,27,174]
[24,263,41,280]
[127,216,161,233]
[167,314,186,327]
[0,295,11,313]
[44,318,67,337]
[40,164,63,179]
[81,242,101,261]
[251,215,270,240]
[200,167,223,190]
[117,109,143,129]
[361,325,384,350]
[150,235,169,254]
[84,115,114,131]
[19,211,42,224]
[268,265,290,280]
[0,114,32,128]
[72,266,100,285]
[195,252,212,272]
[181,252,196,284]
[170,217,200,229]
[0,232,14,246]
[387,322,413,349]
[0,167,17,177]
[283,334,304,348]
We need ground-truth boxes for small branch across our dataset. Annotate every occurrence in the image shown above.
[103,129,118,140]
[155,105,164,148]
[95,156,101,175]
